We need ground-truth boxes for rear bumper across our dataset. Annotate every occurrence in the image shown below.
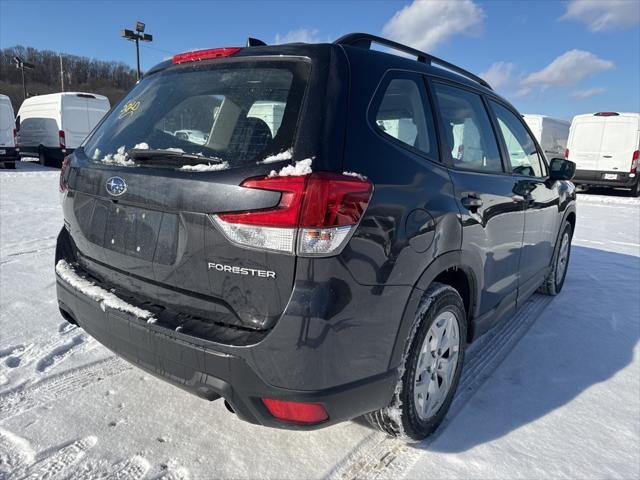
[56,266,398,430]
[573,169,637,188]
[0,147,20,163]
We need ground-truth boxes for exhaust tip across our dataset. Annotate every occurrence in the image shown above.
[224,400,235,414]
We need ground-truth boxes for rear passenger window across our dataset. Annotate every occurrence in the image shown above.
[490,101,546,177]
[374,75,438,158]
[433,83,502,173]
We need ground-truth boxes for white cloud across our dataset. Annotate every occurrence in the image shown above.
[382,0,485,52]
[274,28,322,44]
[480,61,515,90]
[571,87,607,100]
[561,0,640,32]
[517,50,613,96]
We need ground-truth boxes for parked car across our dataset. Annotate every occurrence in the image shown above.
[0,94,20,169]
[523,114,570,162]
[55,33,577,441]
[566,112,640,196]
[17,92,110,167]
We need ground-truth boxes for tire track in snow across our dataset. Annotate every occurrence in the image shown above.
[0,357,131,421]
[327,294,553,480]
[105,456,150,480]
[18,436,98,480]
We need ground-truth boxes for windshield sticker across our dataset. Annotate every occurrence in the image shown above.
[118,100,141,120]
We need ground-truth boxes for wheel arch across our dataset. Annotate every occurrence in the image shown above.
[387,251,482,370]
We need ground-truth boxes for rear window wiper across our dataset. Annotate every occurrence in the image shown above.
[127,148,225,166]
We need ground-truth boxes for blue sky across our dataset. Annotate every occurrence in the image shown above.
[1,0,638,120]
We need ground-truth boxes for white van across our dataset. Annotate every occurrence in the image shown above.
[0,94,19,169]
[523,114,570,161]
[17,92,110,167]
[566,112,640,195]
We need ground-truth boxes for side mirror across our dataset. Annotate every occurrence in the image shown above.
[548,158,576,181]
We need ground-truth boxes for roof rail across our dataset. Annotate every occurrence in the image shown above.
[334,32,492,90]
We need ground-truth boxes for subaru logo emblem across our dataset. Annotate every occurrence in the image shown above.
[106,176,127,196]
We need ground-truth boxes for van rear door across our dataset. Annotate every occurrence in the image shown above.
[599,116,639,172]
[569,119,604,170]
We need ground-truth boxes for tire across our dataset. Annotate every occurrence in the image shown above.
[538,220,573,296]
[630,181,639,197]
[366,282,466,442]
[39,149,48,167]
[5,162,15,169]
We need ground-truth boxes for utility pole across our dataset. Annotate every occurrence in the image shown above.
[121,21,153,81]
[59,54,65,92]
[12,56,35,100]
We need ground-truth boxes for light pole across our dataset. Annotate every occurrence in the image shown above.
[121,21,153,81]
[12,56,35,100]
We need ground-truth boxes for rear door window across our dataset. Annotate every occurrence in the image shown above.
[432,82,503,173]
[83,60,310,168]
[372,74,438,159]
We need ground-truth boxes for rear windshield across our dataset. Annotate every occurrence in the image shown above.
[82,59,310,168]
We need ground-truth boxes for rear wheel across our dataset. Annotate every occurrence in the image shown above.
[39,149,48,167]
[4,162,16,169]
[539,220,573,295]
[366,283,466,441]
[630,181,639,197]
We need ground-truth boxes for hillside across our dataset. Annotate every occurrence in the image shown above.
[0,45,137,111]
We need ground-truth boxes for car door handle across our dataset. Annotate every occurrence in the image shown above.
[602,155,612,158]
[461,195,483,210]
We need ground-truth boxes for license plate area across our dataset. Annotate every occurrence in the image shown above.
[76,196,179,265]
[603,173,618,180]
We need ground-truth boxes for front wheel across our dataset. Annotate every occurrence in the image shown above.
[539,220,573,296]
[366,283,466,441]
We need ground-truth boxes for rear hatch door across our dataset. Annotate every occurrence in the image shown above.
[64,56,313,330]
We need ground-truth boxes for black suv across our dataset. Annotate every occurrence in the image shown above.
[55,34,577,441]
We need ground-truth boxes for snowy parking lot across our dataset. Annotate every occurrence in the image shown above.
[1,161,639,480]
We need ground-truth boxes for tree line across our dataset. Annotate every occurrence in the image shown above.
[1,45,137,112]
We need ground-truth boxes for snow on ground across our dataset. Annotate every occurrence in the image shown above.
[1,161,638,479]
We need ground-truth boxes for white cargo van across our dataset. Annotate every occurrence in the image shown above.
[523,114,570,161]
[566,112,640,195]
[0,94,19,169]
[16,92,110,167]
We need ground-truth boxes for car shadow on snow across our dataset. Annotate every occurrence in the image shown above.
[403,245,640,453]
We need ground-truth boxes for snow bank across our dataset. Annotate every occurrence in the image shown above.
[55,260,155,321]
[259,149,293,164]
[179,161,229,172]
[269,158,313,178]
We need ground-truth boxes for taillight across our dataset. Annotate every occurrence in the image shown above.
[262,398,328,425]
[631,150,639,174]
[58,130,66,149]
[172,47,241,64]
[211,172,373,256]
[565,148,569,159]
[59,155,71,193]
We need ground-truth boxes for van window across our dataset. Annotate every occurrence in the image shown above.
[433,83,502,172]
[373,75,438,158]
[491,101,546,177]
[83,60,310,168]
